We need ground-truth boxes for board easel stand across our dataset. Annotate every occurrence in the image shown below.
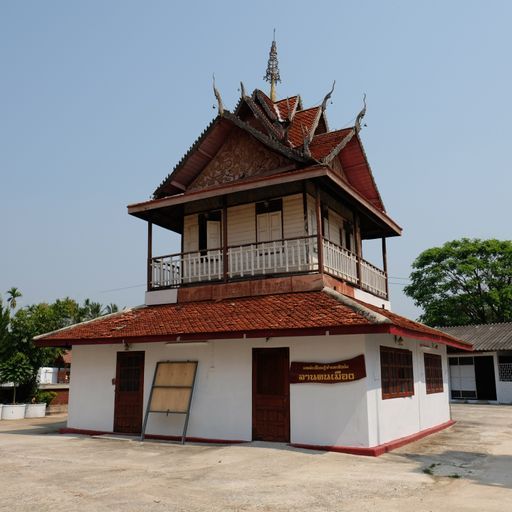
[140,360,198,444]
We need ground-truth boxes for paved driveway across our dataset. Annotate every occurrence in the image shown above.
[0,404,511,511]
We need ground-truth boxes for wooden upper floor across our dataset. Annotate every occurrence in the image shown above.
[127,86,402,304]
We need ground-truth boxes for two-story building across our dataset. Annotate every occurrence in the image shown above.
[36,43,471,455]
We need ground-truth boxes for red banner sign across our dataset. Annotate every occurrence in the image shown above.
[289,355,366,384]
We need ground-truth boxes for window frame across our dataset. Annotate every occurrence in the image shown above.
[380,346,414,400]
[424,353,444,394]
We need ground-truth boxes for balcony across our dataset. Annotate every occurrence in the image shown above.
[150,236,388,299]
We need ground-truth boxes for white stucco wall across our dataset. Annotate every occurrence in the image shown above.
[68,334,450,448]
[68,344,118,431]
[288,335,369,447]
[68,335,370,446]
[143,340,252,440]
[365,334,450,447]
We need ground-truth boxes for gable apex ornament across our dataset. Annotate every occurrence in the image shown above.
[212,74,224,116]
[355,94,367,133]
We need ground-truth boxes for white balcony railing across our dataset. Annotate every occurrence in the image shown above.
[322,239,358,283]
[228,237,317,278]
[360,259,387,297]
[150,236,388,298]
[151,250,223,287]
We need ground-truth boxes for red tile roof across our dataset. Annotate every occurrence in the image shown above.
[255,90,278,119]
[287,107,321,147]
[35,291,471,350]
[274,96,299,120]
[309,128,353,160]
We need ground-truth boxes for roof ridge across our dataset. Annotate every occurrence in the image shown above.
[321,287,391,324]
[295,105,321,114]
[311,128,353,141]
[274,95,299,104]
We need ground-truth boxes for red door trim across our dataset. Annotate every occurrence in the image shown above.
[252,347,290,442]
[113,351,145,434]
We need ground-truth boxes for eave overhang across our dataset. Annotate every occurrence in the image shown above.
[35,324,472,351]
[128,166,402,237]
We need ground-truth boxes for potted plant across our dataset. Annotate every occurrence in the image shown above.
[0,352,33,420]
[25,391,56,418]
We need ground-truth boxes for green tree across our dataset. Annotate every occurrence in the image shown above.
[0,300,9,347]
[404,238,512,326]
[6,287,22,312]
[0,291,119,401]
[0,352,34,404]
[79,298,104,321]
[104,303,119,315]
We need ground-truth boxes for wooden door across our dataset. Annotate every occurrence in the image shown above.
[114,351,145,434]
[257,211,282,242]
[252,347,290,442]
[206,220,221,249]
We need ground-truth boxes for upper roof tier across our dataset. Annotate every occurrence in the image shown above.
[152,87,383,208]
[128,86,401,239]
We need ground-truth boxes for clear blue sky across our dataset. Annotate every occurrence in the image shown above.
[1,1,511,319]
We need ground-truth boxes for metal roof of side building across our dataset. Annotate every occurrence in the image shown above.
[439,322,512,352]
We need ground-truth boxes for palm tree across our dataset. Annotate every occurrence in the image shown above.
[104,304,119,315]
[6,287,22,312]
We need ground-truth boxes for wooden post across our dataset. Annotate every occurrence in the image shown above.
[222,198,228,282]
[382,237,389,299]
[302,182,309,235]
[354,214,362,285]
[315,184,324,274]
[147,222,153,291]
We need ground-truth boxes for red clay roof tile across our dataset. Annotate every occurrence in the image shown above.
[35,291,471,350]
[287,107,321,147]
[309,128,353,160]
[274,96,299,120]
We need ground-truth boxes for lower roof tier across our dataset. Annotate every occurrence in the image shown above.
[35,289,471,351]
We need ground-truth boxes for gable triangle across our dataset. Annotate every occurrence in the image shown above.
[188,126,294,192]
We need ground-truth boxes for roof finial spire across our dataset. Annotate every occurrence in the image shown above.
[264,29,281,102]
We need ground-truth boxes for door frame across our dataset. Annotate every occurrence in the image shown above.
[252,347,290,442]
[113,351,145,434]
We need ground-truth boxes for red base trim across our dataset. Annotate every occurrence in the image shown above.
[59,427,246,445]
[60,420,455,456]
[289,420,456,457]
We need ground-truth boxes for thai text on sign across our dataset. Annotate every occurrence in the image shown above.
[289,355,366,384]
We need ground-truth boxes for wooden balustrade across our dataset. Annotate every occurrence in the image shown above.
[149,236,388,299]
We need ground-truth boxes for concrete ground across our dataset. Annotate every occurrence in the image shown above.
[0,404,510,511]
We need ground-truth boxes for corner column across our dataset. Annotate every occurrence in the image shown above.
[147,222,153,291]
[354,214,362,285]
[222,198,228,282]
[382,237,389,299]
[315,184,324,273]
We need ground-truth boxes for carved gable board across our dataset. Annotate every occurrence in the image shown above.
[188,127,293,191]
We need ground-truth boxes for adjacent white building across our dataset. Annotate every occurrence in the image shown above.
[442,323,512,404]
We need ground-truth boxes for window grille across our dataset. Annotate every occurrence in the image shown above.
[380,346,414,399]
[424,353,443,394]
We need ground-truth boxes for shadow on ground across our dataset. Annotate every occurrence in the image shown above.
[400,450,512,489]
[0,418,66,436]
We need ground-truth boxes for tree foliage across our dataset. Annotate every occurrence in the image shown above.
[6,287,22,311]
[0,291,119,402]
[404,238,512,326]
[0,352,34,404]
